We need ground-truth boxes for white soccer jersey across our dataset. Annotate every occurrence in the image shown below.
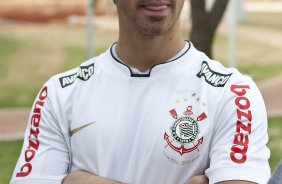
[11,42,270,184]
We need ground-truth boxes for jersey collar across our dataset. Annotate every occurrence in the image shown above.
[105,41,192,78]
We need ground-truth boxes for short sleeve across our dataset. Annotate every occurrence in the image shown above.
[205,76,271,183]
[10,80,71,184]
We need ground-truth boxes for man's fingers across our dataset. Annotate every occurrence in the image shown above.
[184,175,209,184]
[62,171,93,184]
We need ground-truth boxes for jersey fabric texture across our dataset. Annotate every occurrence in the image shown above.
[11,42,271,184]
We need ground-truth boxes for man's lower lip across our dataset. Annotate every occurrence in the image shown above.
[143,5,169,11]
[142,5,170,15]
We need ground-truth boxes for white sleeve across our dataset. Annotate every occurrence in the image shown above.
[10,80,70,184]
[205,76,271,183]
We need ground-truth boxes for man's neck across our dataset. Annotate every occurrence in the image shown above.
[115,22,185,72]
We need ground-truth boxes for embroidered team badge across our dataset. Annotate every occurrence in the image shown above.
[164,107,207,156]
[163,93,208,165]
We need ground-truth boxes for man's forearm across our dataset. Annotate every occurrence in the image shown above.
[64,172,210,184]
[218,181,255,184]
[184,175,209,184]
[62,171,121,184]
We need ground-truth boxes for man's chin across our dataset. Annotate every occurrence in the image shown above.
[137,23,171,37]
[138,29,166,37]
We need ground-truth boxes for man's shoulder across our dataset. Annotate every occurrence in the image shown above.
[47,49,110,90]
[54,59,96,89]
[196,58,240,88]
[189,44,245,87]
[193,54,258,98]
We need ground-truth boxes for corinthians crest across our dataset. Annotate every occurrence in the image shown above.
[164,104,207,156]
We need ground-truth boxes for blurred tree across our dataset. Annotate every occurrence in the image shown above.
[190,0,230,58]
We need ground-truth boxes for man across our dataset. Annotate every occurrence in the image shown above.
[11,0,270,183]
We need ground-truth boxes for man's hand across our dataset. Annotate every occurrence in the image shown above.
[184,175,209,184]
[62,171,121,184]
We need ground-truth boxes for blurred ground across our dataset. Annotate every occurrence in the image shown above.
[0,0,282,140]
[259,76,282,117]
[246,1,282,13]
[0,109,29,140]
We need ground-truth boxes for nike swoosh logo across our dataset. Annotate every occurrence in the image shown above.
[70,122,95,137]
